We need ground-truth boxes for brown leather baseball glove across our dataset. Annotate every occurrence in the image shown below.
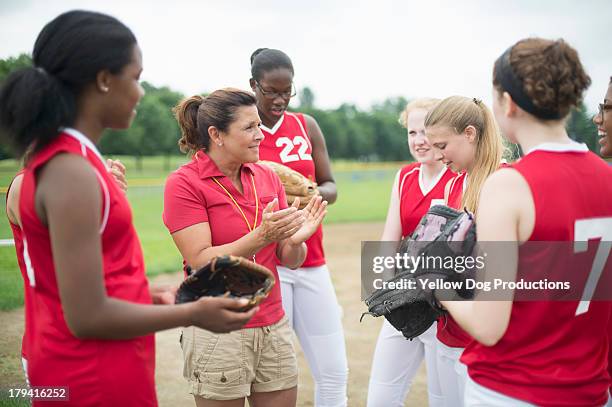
[175,255,275,310]
[258,160,319,209]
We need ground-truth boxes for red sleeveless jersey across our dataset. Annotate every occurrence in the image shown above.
[258,112,325,267]
[19,130,157,406]
[398,163,454,237]
[461,144,612,406]
[7,170,30,359]
[436,171,473,347]
[446,171,466,210]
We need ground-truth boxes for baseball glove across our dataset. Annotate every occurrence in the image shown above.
[259,160,318,209]
[175,255,275,309]
[362,205,477,340]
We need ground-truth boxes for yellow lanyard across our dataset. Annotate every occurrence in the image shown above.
[212,174,259,263]
[211,174,259,232]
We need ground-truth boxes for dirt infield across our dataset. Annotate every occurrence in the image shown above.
[0,222,428,406]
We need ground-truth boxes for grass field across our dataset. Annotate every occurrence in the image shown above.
[0,397,30,407]
[0,156,400,311]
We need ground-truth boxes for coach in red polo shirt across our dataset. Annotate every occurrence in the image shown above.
[163,88,326,407]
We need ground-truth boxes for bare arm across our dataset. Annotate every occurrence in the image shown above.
[381,170,403,241]
[443,178,452,205]
[171,199,305,270]
[39,154,256,339]
[304,114,337,204]
[276,196,327,268]
[275,199,307,270]
[6,173,23,227]
[171,222,268,269]
[440,169,532,346]
[276,240,307,270]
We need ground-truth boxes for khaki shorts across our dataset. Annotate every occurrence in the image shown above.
[181,315,298,401]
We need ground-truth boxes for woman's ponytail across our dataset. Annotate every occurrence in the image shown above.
[0,66,75,156]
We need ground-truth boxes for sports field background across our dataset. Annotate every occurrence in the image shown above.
[0,157,416,406]
[0,156,400,311]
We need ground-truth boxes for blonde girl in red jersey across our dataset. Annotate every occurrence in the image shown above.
[367,98,455,407]
[0,11,257,407]
[422,96,505,406]
[441,38,612,406]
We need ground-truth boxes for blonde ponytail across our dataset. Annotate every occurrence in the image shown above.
[463,100,504,212]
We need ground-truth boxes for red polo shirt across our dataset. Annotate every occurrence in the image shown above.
[163,150,287,328]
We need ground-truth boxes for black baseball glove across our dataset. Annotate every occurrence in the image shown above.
[175,255,275,309]
[362,205,477,340]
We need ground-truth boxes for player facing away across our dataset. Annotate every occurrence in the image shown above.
[440,38,612,406]
[367,98,455,407]
[249,48,349,407]
[0,11,258,407]
[423,95,506,407]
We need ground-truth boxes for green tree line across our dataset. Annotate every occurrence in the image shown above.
[0,53,600,163]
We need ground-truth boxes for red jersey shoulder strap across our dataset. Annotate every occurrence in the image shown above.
[5,169,24,205]
[286,112,312,145]
[26,133,111,234]
[398,163,420,197]
[5,169,25,226]
[447,172,463,196]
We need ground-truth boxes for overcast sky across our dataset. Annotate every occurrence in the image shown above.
[1,0,610,113]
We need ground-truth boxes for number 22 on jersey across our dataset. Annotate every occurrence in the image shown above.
[276,136,312,163]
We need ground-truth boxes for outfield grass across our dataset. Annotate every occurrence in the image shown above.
[0,250,21,311]
[0,156,399,310]
[0,397,30,407]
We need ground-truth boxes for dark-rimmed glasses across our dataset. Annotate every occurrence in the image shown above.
[255,81,297,100]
